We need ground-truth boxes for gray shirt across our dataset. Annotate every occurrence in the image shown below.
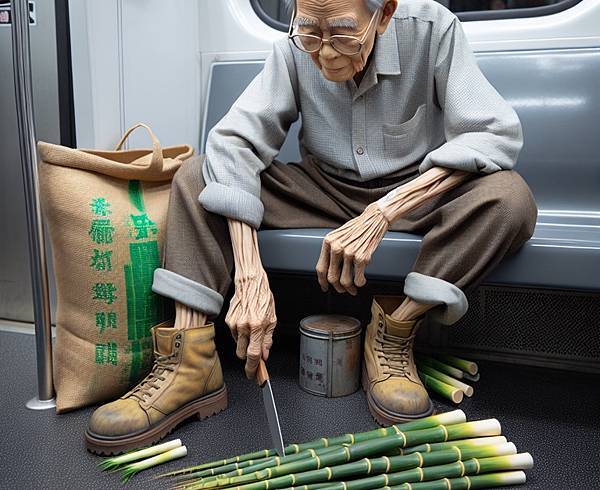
[199,0,524,229]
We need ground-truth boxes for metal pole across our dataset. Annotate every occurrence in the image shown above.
[11,0,56,410]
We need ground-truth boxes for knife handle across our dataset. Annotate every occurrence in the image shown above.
[256,358,269,386]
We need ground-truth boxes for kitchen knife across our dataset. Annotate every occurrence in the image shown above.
[256,358,286,457]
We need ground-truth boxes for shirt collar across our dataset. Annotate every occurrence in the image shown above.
[352,18,401,98]
[372,17,401,76]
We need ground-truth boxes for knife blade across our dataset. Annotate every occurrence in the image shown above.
[256,358,285,457]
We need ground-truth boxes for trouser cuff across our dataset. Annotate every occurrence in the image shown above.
[152,268,224,317]
[403,271,469,325]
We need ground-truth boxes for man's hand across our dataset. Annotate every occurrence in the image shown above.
[225,267,277,379]
[315,168,470,295]
[316,202,390,295]
[226,219,277,379]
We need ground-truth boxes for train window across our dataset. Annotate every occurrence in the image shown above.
[250,0,583,30]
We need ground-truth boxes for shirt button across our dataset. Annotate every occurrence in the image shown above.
[356,146,364,155]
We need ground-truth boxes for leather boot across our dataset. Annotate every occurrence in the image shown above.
[361,295,433,425]
[85,320,227,454]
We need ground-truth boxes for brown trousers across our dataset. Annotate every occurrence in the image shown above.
[152,154,538,325]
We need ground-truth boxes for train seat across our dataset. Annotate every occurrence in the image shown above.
[201,52,600,291]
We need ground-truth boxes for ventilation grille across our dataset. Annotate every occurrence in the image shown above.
[420,285,600,372]
[261,274,600,373]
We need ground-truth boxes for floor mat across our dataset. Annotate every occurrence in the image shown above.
[1,329,598,489]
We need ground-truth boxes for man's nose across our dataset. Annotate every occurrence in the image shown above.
[319,41,340,60]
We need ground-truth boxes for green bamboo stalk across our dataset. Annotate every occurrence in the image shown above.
[401,436,509,456]
[159,410,467,478]
[435,355,478,376]
[297,453,533,490]
[194,437,512,489]
[120,445,188,483]
[178,447,343,487]
[185,420,502,490]
[375,422,505,476]
[376,420,503,458]
[222,443,517,490]
[190,435,410,490]
[417,356,464,379]
[417,364,473,397]
[168,456,278,482]
[289,410,466,452]
[382,470,527,489]
[98,438,182,471]
[478,453,533,473]
[169,451,338,486]
[180,437,507,488]
[418,371,464,404]
[168,458,278,486]
[462,372,480,383]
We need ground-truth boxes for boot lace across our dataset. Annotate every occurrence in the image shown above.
[132,353,178,401]
[374,322,415,377]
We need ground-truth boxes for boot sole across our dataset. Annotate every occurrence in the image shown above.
[84,384,228,455]
[361,365,434,425]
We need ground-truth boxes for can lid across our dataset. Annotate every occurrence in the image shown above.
[300,314,361,336]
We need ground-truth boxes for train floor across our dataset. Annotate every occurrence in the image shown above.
[1,324,599,489]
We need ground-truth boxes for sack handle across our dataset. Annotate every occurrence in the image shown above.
[114,123,163,172]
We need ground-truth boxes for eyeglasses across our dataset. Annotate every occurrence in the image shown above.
[287,7,381,56]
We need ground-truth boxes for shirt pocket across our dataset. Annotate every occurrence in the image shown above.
[382,104,428,161]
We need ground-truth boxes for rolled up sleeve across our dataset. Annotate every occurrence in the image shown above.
[198,38,299,228]
[419,17,524,175]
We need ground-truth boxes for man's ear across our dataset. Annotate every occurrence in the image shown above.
[376,0,398,35]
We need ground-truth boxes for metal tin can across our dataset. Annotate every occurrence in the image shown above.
[299,314,362,397]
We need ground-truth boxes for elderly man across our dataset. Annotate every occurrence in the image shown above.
[85,0,537,453]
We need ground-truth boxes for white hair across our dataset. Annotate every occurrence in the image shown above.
[365,0,386,12]
[284,0,385,15]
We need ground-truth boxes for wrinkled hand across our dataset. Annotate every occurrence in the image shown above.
[225,267,277,379]
[316,202,390,295]
[226,219,278,379]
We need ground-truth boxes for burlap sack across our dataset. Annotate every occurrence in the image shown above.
[37,123,194,413]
